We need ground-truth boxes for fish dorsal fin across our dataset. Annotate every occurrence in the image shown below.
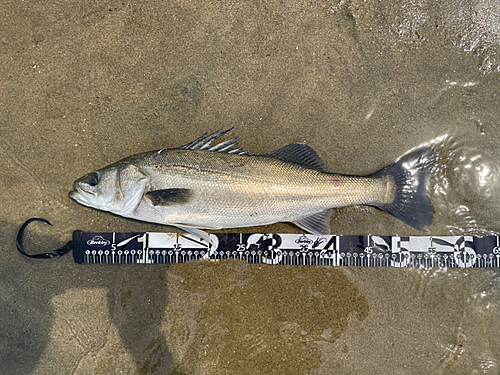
[292,209,334,235]
[267,143,327,172]
[179,128,248,155]
[145,189,195,206]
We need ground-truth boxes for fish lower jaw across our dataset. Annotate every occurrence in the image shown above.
[68,190,82,202]
[69,190,94,207]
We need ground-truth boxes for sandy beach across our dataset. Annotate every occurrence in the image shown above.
[1,1,499,374]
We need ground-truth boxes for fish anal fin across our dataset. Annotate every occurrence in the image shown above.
[292,209,334,235]
[145,189,194,206]
[267,143,327,172]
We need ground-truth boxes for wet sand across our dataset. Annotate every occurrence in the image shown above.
[1,0,499,374]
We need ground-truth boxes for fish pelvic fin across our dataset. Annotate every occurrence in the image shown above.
[173,224,215,245]
[372,148,437,231]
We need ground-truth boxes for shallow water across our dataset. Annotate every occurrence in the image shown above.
[431,135,500,236]
[1,0,500,374]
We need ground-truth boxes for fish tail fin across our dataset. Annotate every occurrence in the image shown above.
[372,148,437,231]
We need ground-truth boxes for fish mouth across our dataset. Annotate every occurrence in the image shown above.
[69,189,86,204]
[68,189,81,201]
[69,185,94,206]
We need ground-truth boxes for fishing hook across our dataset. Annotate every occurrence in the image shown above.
[16,218,73,259]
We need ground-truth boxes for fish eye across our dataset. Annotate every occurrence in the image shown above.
[88,172,100,187]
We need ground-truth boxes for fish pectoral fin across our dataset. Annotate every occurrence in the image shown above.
[173,224,214,245]
[145,189,195,206]
[292,209,334,235]
[267,143,327,172]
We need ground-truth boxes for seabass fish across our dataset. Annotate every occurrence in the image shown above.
[69,129,436,241]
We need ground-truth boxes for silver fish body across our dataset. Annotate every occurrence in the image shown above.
[70,130,436,240]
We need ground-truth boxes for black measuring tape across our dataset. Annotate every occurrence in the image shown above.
[16,218,500,268]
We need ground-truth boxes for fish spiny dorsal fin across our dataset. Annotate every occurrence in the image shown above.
[179,128,248,155]
[267,143,327,172]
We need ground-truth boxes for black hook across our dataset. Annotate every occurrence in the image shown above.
[16,218,73,259]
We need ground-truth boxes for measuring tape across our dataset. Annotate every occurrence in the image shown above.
[73,231,499,268]
[16,219,500,268]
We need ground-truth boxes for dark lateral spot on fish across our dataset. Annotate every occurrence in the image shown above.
[145,189,195,206]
